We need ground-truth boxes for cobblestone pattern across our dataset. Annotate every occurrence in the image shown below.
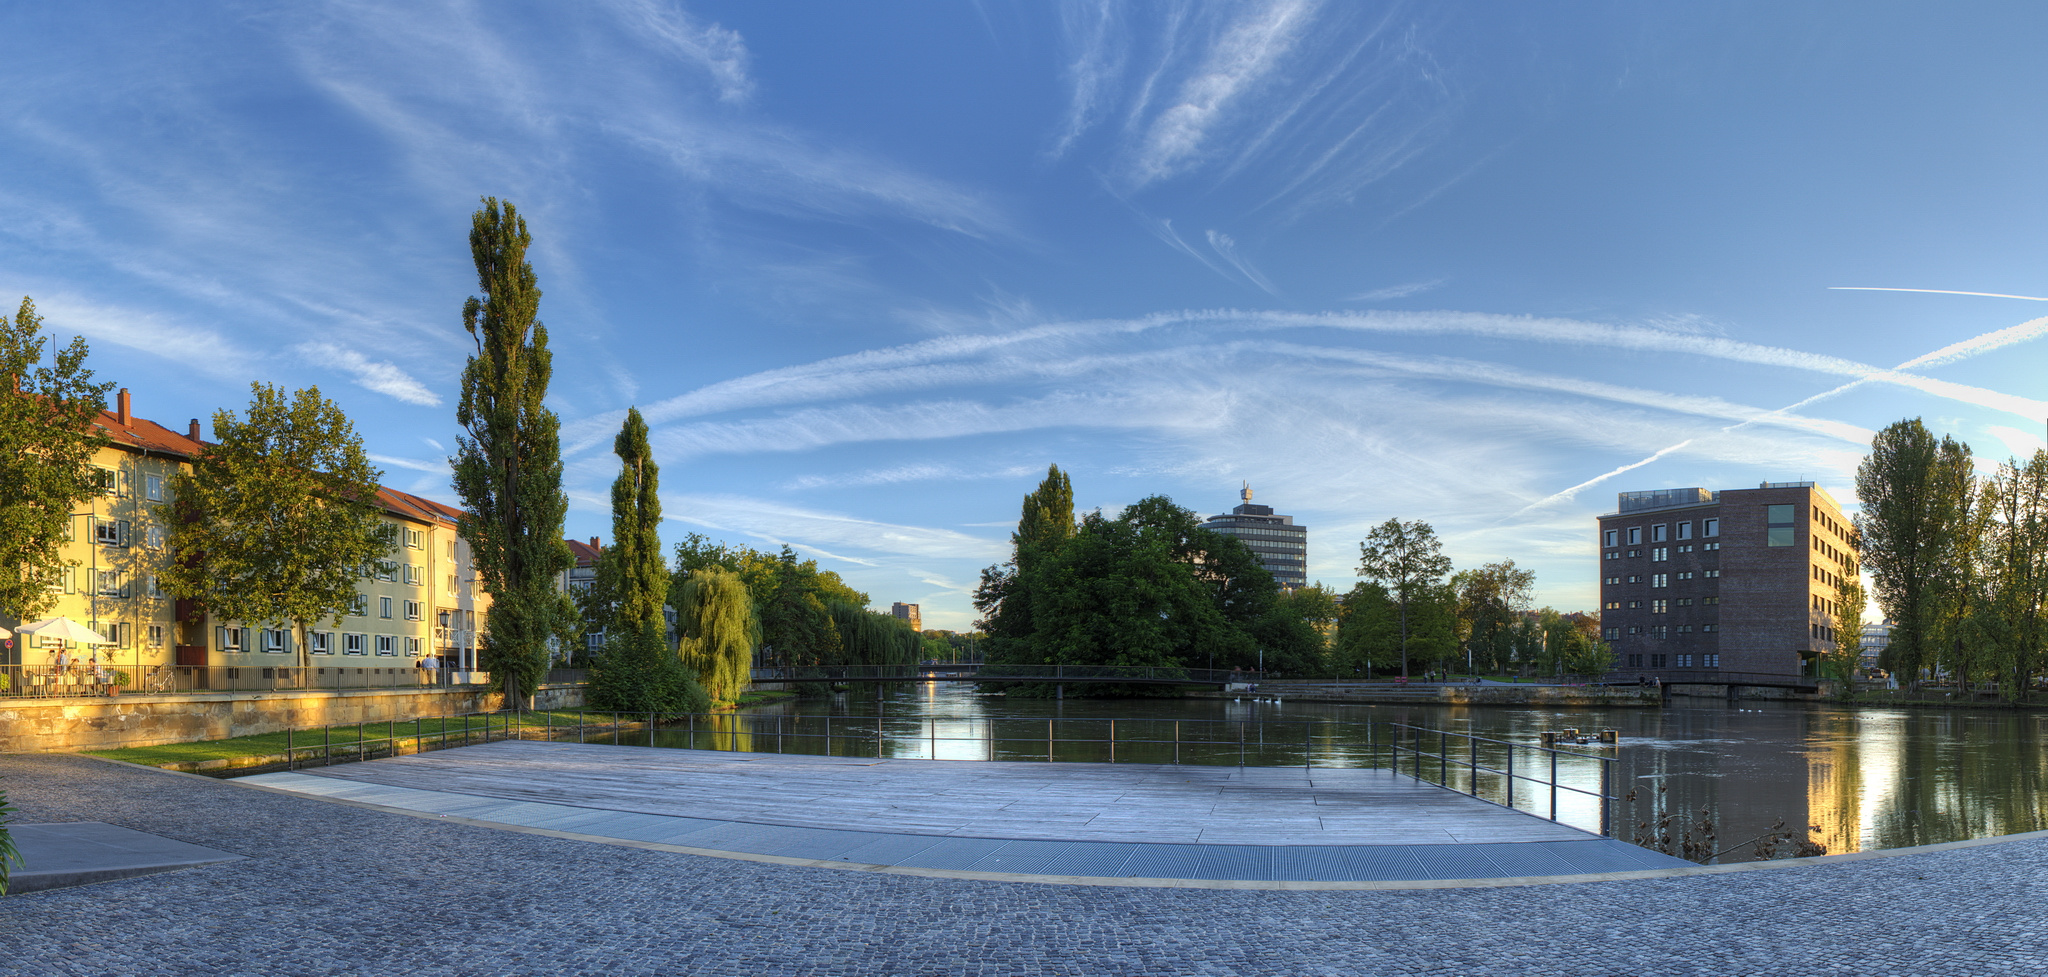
[3,753,2044,976]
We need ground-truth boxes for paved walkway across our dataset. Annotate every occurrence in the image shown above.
[5,821,242,893]
[234,741,1677,882]
[5,752,2047,975]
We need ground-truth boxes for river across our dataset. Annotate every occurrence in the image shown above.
[628,682,2048,859]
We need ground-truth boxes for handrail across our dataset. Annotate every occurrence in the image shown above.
[747,663,1247,684]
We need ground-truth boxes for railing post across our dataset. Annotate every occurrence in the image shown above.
[1440,728,1448,786]
[324,724,332,766]
[877,715,884,759]
[287,726,294,770]
[1304,720,1311,771]
[1238,721,1245,767]
[648,711,654,748]
[825,715,831,756]
[930,717,937,760]
[1505,745,1514,810]
[1549,749,1559,822]
[1601,758,1613,837]
[1047,718,1053,763]
[1174,720,1180,765]
[1109,719,1115,764]
[1469,734,1478,796]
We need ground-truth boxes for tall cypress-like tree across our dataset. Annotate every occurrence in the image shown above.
[974,464,1073,659]
[598,407,666,635]
[0,297,113,623]
[451,198,573,708]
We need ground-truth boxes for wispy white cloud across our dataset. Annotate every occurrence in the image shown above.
[782,463,1044,492]
[664,493,1007,563]
[294,342,442,406]
[369,453,449,474]
[599,0,754,103]
[1347,278,1446,301]
[1205,229,1278,294]
[1128,0,1321,186]
[1829,286,2048,302]
[1047,0,1125,160]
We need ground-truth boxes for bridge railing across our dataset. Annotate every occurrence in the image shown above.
[747,663,1245,685]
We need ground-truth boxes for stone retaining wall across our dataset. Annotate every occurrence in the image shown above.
[0,684,586,753]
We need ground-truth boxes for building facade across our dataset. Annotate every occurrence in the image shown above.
[6,389,490,689]
[890,602,920,632]
[1596,482,1856,679]
[1199,485,1309,590]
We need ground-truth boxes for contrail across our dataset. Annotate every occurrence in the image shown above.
[1515,314,2048,516]
[1830,287,2048,302]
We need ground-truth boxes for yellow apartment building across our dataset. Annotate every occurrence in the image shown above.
[5,389,491,693]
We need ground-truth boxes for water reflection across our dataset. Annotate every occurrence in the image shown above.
[642,683,2047,856]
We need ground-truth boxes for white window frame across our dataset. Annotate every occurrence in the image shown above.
[260,629,289,654]
[147,624,164,648]
[375,635,396,656]
[310,632,333,656]
[343,633,366,656]
[404,636,420,657]
[145,474,166,502]
[404,600,422,621]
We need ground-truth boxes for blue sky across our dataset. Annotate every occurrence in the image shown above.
[5,2,2046,629]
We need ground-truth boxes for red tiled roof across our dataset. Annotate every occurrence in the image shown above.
[567,538,602,567]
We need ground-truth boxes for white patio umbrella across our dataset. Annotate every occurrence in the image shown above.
[16,616,114,644]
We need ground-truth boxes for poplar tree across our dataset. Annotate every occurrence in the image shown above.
[0,297,113,622]
[974,464,1073,657]
[1828,560,1867,691]
[596,407,666,635]
[165,384,393,670]
[1356,518,1454,680]
[452,198,573,708]
[1857,419,1943,682]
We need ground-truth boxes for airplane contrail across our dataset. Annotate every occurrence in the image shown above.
[1829,287,2048,302]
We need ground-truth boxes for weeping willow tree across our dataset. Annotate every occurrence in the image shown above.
[676,567,759,704]
[829,603,923,667]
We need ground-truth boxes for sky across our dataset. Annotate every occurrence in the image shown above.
[4,2,2046,629]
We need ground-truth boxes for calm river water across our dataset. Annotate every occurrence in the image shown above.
[630,682,2047,858]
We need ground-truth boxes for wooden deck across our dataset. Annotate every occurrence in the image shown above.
[292,739,1594,845]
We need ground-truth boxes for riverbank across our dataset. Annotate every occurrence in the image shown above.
[1190,685,1664,708]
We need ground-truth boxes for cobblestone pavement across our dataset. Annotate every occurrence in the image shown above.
[3,753,2044,976]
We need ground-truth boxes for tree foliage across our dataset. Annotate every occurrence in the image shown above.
[596,407,667,637]
[1453,560,1536,674]
[829,602,923,667]
[1356,518,1454,679]
[1828,558,1867,688]
[674,567,757,704]
[451,197,574,706]
[164,383,393,669]
[0,297,113,621]
[1857,419,1959,681]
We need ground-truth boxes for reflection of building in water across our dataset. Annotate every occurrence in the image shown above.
[1620,708,1816,863]
[1859,622,1890,672]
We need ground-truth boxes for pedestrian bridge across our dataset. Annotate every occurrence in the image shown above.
[748,663,1245,688]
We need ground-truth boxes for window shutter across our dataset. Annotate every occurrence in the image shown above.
[120,574,131,599]
[64,567,74,594]
[216,626,226,650]
[120,470,132,497]
[119,520,131,546]
[241,627,252,651]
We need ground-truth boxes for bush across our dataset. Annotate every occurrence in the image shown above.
[0,782,19,896]
[587,621,711,716]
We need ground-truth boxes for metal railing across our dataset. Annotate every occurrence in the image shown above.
[748,663,1246,685]
[0,663,490,698]
[242,710,1622,836]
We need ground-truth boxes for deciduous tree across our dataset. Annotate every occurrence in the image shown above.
[164,383,393,671]
[0,297,113,622]
[451,198,574,707]
[675,566,757,703]
[1356,518,1453,680]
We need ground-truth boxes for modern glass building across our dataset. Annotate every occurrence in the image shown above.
[1200,484,1308,590]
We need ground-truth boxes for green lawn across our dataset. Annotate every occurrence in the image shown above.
[87,708,625,767]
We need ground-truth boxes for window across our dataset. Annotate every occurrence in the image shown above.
[404,528,425,549]
[1603,530,1618,547]
[1627,575,1642,584]
[260,629,289,654]
[344,633,366,655]
[93,518,127,547]
[146,523,166,549]
[447,574,459,594]
[585,632,604,655]
[1704,653,1720,666]
[1652,524,1668,543]
[217,627,246,653]
[1677,571,1694,581]
[1607,629,1622,641]
[447,540,457,561]
[351,595,369,616]
[1627,600,1643,609]
[379,596,394,619]
[1677,522,1692,540]
[1627,548,1642,558]
[376,561,398,582]
[404,636,420,657]
[1604,601,1621,610]
[1652,600,1668,614]
[147,624,164,648]
[310,632,333,655]
[1604,576,1621,585]
[47,566,73,594]
[1626,653,1642,666]
[1676,654,1693,667]
[1651,548,1668,562]
[404,600,422,621]
[1604,551,1620,561]
[1650,653,1668,667]
[95,467,119,495]
[1627,527,1642,545]
[1651,574,1668,588]
[1767,504,1796,546]
[1704,596,1720,605]
[145,474,166,502]
[1677,625,1692,634]
[1676,544,1693,554]
[1703,542,1721,552]
[96,570,128,597]
[1703,518,1719,537]
[1678,598,1693,607]
[1628,626,1641,635]
[376,635,396,656]
[1704,570,1721,579]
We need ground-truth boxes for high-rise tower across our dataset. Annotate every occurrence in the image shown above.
[1199,484,1309,590]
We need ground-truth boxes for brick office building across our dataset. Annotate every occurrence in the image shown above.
[1596,482,1857,679]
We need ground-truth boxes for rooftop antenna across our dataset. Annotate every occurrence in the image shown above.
[1241,481,1253,503]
